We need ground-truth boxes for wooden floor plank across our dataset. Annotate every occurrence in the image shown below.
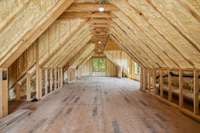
[1,77,200,133]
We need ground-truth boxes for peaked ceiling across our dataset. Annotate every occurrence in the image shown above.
[0,0,200,69]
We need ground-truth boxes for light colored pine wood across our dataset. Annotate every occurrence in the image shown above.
[179,69,183,107]
[0,68,8,118]
[193,69,199,114]
[168,69,172,101]
[159,69,163,97]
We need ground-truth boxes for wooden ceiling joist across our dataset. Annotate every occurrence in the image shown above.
[59,12,114,19]
[39,19,88,66]
[0,0,74,68]
[66,3,118,12]
[111,24,159,68]
[110,0,198,68]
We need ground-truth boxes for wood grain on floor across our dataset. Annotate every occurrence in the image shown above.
[1,77,200,133]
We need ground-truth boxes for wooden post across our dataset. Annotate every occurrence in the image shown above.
[159,69,163,97]
[26,73,32,101]
[36,67,42,99]
[140,67,143,90]
[153,69,157,94]
[148,69,151,90]
[61,68,63,88]
[45,69,48,95]
[117,66,122,78]
[15,83,21,101]
[168,69,172,101]
[54,68,57,90]
[179,69,183,107]
[143,68,147,91]
[193,69,199,114]
[50,68,53,92]
[0,68,8,117]
[58,68,61,89]
[36,44,42,99]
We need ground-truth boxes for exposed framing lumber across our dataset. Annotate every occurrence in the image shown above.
[60,12,114,19]
[112,11,179,68]
[51,32,92,67]
[39,19,88,66]
[66,3,118,12]
[193,69,199,114]
[110,0,194,68]
[0,1,31,33]
[111,24,156,68]
[110,34,145,68]
[168,69,172,101]
[0,0,74,68]
[145,0,200,53]
[112,19,166,68]
[127,0,198,67]
[179,69,183,107]
[26,73,31,101]
[159,69,163,97]
[0,68,8,118]
[43,22,91,67]
[50,68,53,92]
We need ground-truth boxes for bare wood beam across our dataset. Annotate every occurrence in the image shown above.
[159,69,163,97]
[0,0,74,68]
[168,69,172,101]
[60,12,114,19]
[179,69,183,107]
[66,3,118,12]
[193,69,199,114]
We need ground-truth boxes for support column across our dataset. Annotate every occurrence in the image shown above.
[152,69,157,94]
[193,69,199,114]
[61,68,63,88]
[50,68,53,92]
[36,67,42,99]
[159,69,163,97]
[36,44,42,99]
[26,73,32,101]
[117,66,122,78]
[54,68,57,90]
[140,67,143,90]
[168,69,172,101]
[179,69,183,107]
[143,68,147,91]
[148,69,151,90]
[45,69,48,95]
[0,69,8,117]
[58,68,60,89]
[15,83,21,101]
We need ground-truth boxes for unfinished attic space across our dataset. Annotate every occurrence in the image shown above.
[1,0,200,132]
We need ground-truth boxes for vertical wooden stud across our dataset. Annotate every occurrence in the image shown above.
[159,69,163,97]
[179,69,183,107]
[0,68,8,117]
[152,69,157,94]
[26,73,32,101]
[168,69,172,101]
[50,68,53,92]
[61,68,63,88]
[140,67,143,90]
[45,69,48,95]
[54,68,57,90]
[193,69,199,114]
[15,83,21,101]
[36,44,42,99]
[143,68,147,91]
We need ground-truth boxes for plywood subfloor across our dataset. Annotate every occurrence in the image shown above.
[1,77,200,133]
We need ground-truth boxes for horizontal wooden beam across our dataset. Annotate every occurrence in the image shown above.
[66,3,118,12]
[59,12,114,19]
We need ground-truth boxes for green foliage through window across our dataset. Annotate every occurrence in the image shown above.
[92,57,106,72]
